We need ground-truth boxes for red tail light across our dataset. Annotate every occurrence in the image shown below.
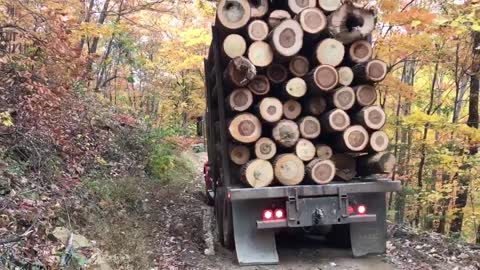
[274,209,285,219]
[347,205,355,215]
[263,209,273,220]
[357,205,367,215]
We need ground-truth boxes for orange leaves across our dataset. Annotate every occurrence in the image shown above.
[384,8,436,29]
[379,75,416,101]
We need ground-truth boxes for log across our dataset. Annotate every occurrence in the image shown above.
[369,130,389,152]
[336,125,369,152]
[315,38,345,67]
[223,34,247,60]
[248,41,274,67]
[328,86,355,110]
[321,109,350,133]
[306,159,336,184]
[296,7,327,35]
[248,20,269,41]
[283,99,302,120]
[258,97,283,123]
[354,85,377,107]
[241,159,274,187]
[306,95,327,116]
[352,59,388,83]
[228,113,262,143]
[266,63,288,84]
[349,40,373,64]
[255,137,277,160]
[298,116,321,139]
[269,19,304,58]
[227,88,253,112]
[272,119,300,148]
[273,154,305,186]
[306,65,339,91]
[355,105,386,130]
[331,154,357,181]
[285,77,307,98]
[316,144,333,160]
[357,152,396,176]
[337,66,354,86]
[248,75,270,95]
[268,10,292,28]
[295,138,316,161]
[289,55,310,77]
[216,0,251,31]
[288,0,316,14]
[318,0,342,12]
[224,56,257,87]
[250,0,269,18]
[327,4,375,44]
[230,144,250,165]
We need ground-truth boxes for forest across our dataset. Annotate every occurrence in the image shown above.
[0,0,480,266]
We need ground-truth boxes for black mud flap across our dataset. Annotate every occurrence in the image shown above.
[350,193,387,257]
[231,200,279,265]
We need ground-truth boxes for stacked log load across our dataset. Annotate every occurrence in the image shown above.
[214,0,396,188]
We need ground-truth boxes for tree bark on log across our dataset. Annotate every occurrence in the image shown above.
[321,109,350,133]
[349,40,373,63]
[306,95,327,116]
[337,66,354,86]
[328,86,355,110]
[224,56,257,87]
[248,20,269,41]
[369,130,389,152]
[354,85,377,107]
[327,4,375,44]
[295,138,316,161]
[285,77,307,98]
[228,113,262,143]
[255,137,277,160]
[352,59,388,83]
[315,38,345,67]
[296,7,327,36]
[272,120,300,147]
[307,159,336,184]
[227,88,253,112]
[335,125,369,152]
[241,159,274,187]
[230,144,251,165]
[357,152,396,176]
[250,0,269,18]
[223,34,247,60]
[331,154,357,181]
[289,55,310,77]
[216,0,251,31]
[355,105,386,130]
[288,0,316,14]
[318,0,342,12]
[268,10,292,28]
[306,65,339,91]
[316,144,333,160]
[266,63,288,84]
[258,97,283,123]
[283,99,302,120]
[273,154,305,186]
[248,75,270,95]
[298,116,321,139]
[248,41,274,67]
[269,19,304,59]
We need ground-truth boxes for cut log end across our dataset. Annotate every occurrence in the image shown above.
[328,4,375,44]
[307,159,336,184]
[259,97,283,123]
[224,56,257,87]
[357,152,396,176]
[319,0,342,12]
[331,154,357,181]
[272,120,300,148]
[286,77,307,98]
[316,38,345,67]
[216,0,251,30]
[311,65,339,91]
[248,41,274,67]
[316,144,333,160]
[268,10,292,28]
[228,88,253,112]
[337,66,354,86]
[274,154,305,186]
[288,0,316,14]
[356,105,386,130]
[355,85,377,106]
[223,34,247,60]
[295,138,316,161]
[323,109,350,132]
[248,20,269,41]
[331,86,355,110]
[366,60,388,82]
[298,116,321,139]
[307,96,327,116]
[283,100,302,120]
[241,159,274,188]
[370,130,389,152]
[289,55,310,77]
[271,19,304,58]
[248,75,271,95]
[255,137,277,160]
[267,64,288,84]
[342,125,369,152]
[298,7,327,34]
[228,113,262,143]
[251,0,269,18]
[349,40,373,63]
[230,145,250,165]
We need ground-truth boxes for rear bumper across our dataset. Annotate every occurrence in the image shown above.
[256,214,377,229]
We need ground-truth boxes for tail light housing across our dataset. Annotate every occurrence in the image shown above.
[262,208,286,221]
[263,209,274,220]
[357,205,367,215]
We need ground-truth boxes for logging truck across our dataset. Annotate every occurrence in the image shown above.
[203,0,401,265]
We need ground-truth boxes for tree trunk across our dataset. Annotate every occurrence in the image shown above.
[250,0,269,18]
[241,159,274,187]
[272,120,300,147]
[357,152,396,176]
[298,116,321,139]
[315,38,345,67]
[230,145,251,165]
[316,144,333,160]
[283,100,302,120]
[288,0,316,14]
[228,88,253,112]
[328,86,355,110]
[295,139,316,161]
[248,20,269,41]
[337,66,354,86]
[258,97,283,123]
[228,113,262,143]
[306,65,339,92]
[369,130,389,152]
[255,137,277,160]
[331,154,356,181]
[248,75,270,95]
[248,41,274,67]
[268,10,292,28]
[355,105,386,130]
[349,40,373,64]
[216,0,251,31]
[273,154,305,186]
[296,7,327,36]
[354,85,377,107]
[352,59,388,83]
[321,109,350,133]
[319,0,342,12]
[306,159,336,184]
[224,56,257,87]
[289,55,310,77]
[285,77,307,98]
[223,34,247,60]
[269,19,304,58]
[327,4,375,44]
[335,125,369,152]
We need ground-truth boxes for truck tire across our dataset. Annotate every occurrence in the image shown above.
[222,197,235,250]
[326,224,351,248]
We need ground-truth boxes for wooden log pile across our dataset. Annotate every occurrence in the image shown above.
[214,0,395,188]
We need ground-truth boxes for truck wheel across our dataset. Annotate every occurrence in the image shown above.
[326,224,351,248]
[222,199,234,250]
[215,191,225,245]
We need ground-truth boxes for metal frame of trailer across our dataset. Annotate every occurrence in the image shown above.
[204,25,401,266]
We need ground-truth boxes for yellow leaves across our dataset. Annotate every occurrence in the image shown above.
[0,112,14,127]
[380,76,416,100]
